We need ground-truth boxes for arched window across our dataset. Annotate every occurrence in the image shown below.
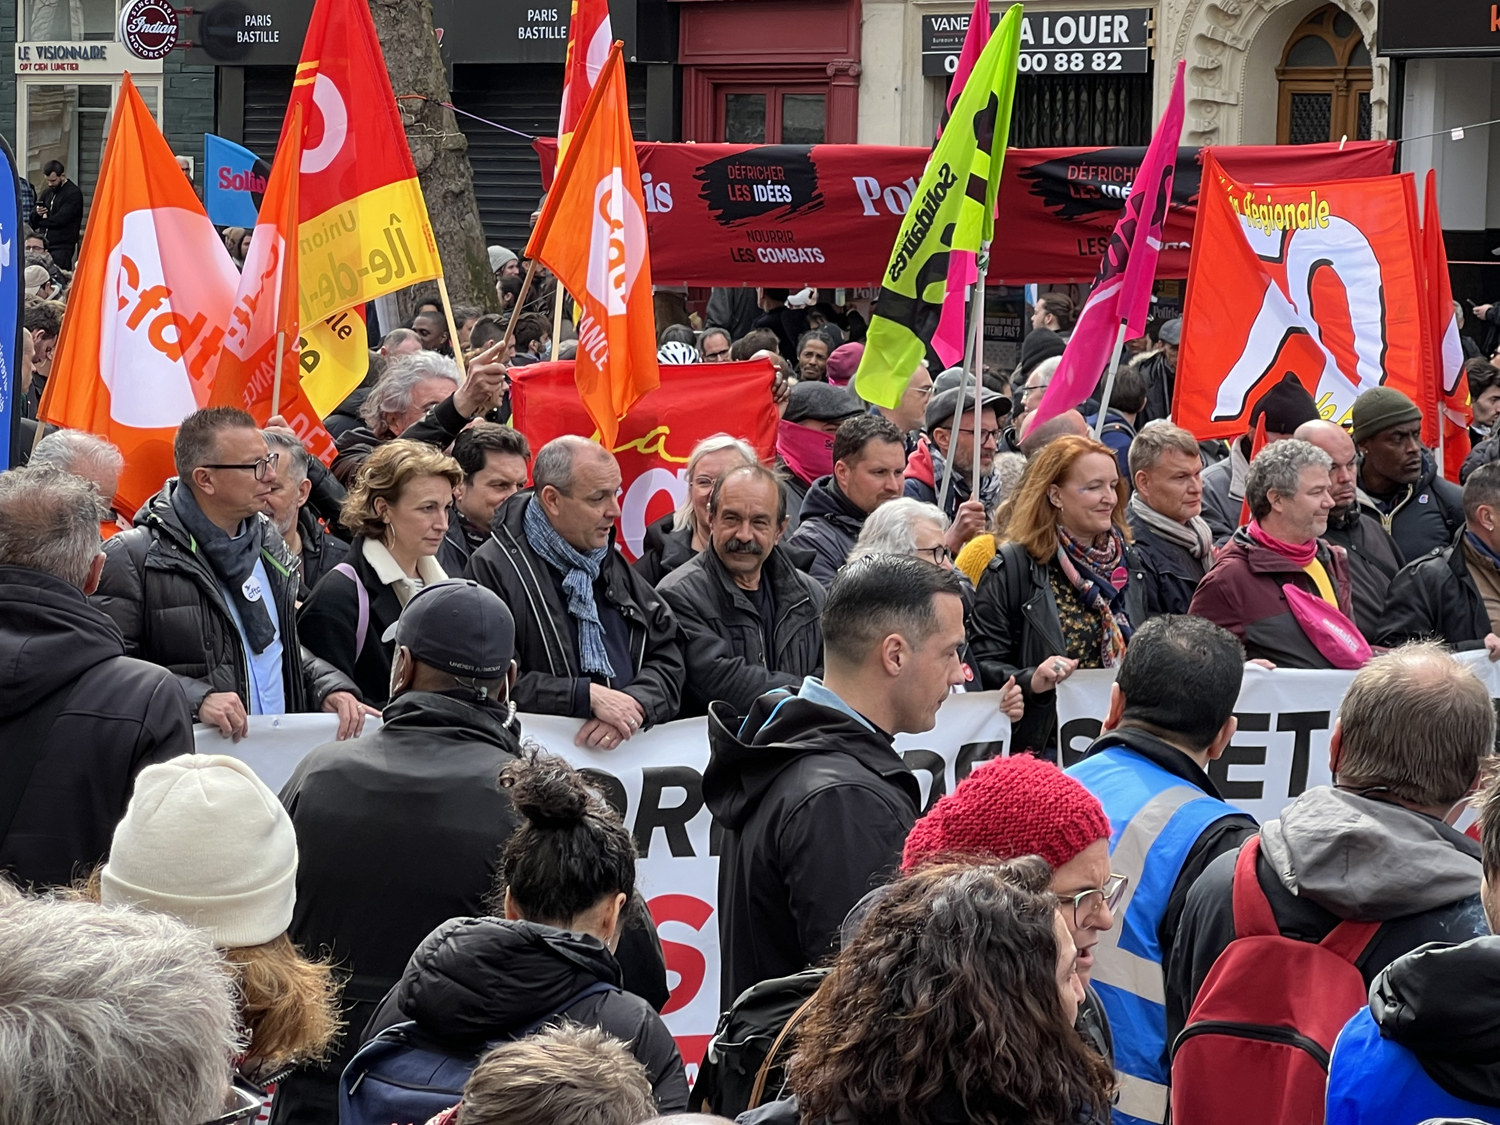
[1276,5,1373,145]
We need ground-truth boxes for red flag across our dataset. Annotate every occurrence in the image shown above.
[1422,169,1468,481]
[527,44,659,446]
[1238,413,1268,530]
[556,0,612,165]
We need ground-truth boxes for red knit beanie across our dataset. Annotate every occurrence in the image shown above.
[902,754,1112,872]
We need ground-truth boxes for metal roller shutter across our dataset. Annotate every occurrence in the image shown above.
[1008,71,1153,147]
[242,65,296,161]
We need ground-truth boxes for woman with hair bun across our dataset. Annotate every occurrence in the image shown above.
[365,748,689,1112]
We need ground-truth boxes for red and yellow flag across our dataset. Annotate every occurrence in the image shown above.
[556,0,613,165]
[39,75,240,515]
[283,0,441,329]
[1421,169,1469,481]
[527,43,659,447]
[208,105,338,464]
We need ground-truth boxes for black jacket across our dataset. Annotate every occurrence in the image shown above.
[970,540,1147,757]
[0,566,194,889]
[1125,510,1208,619]
[331,392,472,486]
[323,386,370,441]
[364,918,688,1112]
[783,475,868,589]
[464,495,684,725]
[436,505,486,580]
[275,690,525,1125]
[1136,350,1175,427]
[633,512,697,586]
[1323,502,1404,641]
[30,178,83,252]
[656,544,825,715]
[293,504,348,599]
[297,537,403,707]
[1358,452,1465,565]
[93,480,355,717]
[1377,531,1492,650]
[704,691,919,1008]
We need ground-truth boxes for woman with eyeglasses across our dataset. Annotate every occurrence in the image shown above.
[970,434,1146,759]
[902,752,1127,1069]
[633,434,759,585]
[299,439,462,706]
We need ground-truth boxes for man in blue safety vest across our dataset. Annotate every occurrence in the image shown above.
[1066,615,1257,1125]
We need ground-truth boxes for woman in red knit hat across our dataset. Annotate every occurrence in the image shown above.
[902,752,1125,1065]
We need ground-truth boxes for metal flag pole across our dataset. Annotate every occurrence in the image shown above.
[971,241,990,502]
[1090,320,1131,441]
[936,279,981,512]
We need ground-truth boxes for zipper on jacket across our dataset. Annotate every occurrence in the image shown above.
[1170,1020,1331,1069]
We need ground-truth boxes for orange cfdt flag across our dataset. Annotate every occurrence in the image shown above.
[527,43,660,448]
[39,75,241,516]
[556,0,612,165]
[1422,169,1469,481]
[284,0,442,332]
[209,105,337,465]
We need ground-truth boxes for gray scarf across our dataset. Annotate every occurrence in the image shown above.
[523,496,615,678]
[1128,493,1214,560]
[170,482,277,653]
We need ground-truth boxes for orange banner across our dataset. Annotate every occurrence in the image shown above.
[1175,155,1429,439]
[1422,169,1469,481]
[557,0,612,165]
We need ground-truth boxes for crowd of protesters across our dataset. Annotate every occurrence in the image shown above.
[4,281,1500,1125]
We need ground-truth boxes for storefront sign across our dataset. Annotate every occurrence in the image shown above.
[182,0,308,65]
[119,0,181,59]
[1378,0,1500,55]
[13,41,163,73]
[922,7,1152,76]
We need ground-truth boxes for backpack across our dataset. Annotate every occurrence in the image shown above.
[1170,836,1380,1125]
[688,968,827,1119]
[338,979,618,1125]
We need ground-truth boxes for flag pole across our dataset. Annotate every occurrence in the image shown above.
[971,242,989,502]
[1090,320,1131,441]
[551,284,566,356]
[936,283,979,511]
[436,276,467,363]
[271,330,286,417]
[504,259,541,350]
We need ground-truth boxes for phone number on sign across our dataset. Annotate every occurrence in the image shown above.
[1018,50,1132,72]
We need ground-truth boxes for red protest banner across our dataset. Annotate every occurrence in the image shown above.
[534,139,1394,286]
[508,359,779,560]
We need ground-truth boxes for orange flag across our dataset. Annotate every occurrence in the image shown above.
[1421,169,1469,482]
[527,43,659,447]
[556,0,612,165]
[1239,412,1268,530]
[208,105,337,464]
[39,75,240,516]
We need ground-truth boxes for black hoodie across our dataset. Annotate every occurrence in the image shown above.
[0,565,194,888]
[704,690,919,1008]
[782,475,869,589]
[1371,937,1500,1107]
[364,917,688,1111]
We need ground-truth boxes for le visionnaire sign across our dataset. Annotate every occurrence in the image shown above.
[1379,0,1500,55]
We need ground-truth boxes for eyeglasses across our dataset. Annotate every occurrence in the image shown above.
[704,349,731,360]
[915,544,952,566]
[691,475,720,490]
[1025,381,1050,395]
[957,428,1000,444]
[1062,873,1128,928]
[196,1082,264,1125]
[202,453,280,481]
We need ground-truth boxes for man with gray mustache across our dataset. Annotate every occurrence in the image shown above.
[657,464,826,716]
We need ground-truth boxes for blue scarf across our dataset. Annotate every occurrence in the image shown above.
[523,497,615,678]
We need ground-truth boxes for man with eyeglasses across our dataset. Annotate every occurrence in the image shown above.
[1066,615,1257,1125]
[904,385,1011,556]
[868,359,932,453]
[96,408,367,744]
[699,326,733,363]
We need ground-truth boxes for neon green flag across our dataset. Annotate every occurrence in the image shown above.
[854,3,1022,409]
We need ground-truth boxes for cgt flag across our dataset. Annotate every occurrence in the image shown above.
[854,4,1022,409]
[1421,168,1468,481]
[39,75,240,515]
[1175,155,1429,439]
[284,0,442,329]
[527,43,659,447]
[556,0,612,166]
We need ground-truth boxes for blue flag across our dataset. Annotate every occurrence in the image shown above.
[0,136,21,469]
[204,134,270,228]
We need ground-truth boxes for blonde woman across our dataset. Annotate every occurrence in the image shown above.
[299,439,462,705]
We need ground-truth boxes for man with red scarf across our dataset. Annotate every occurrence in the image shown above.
[1189,438,1368,669]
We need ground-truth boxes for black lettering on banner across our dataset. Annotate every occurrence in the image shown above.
[1059,718,1102,767]
[1213,712,1269,800]
[634,766,704,858]
[956,740,1007,782]
[901,749,948,811]
[1277,711,1330,797]
[580,768,628,821]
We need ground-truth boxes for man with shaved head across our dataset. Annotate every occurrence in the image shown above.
[1295,419,1403,638]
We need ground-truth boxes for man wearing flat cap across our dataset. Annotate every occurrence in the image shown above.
[1352,386,1463,562]
[776,381,866,534]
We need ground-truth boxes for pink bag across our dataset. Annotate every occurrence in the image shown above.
[1281,582,1372,669]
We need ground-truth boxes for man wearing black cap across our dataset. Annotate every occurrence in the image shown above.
[776,381,866,533]
[278,580,526,1125]
[1200,374,1323,543]
[1135,317,1180,426]
[904,385,1011,554]
[1352,386,1463,562]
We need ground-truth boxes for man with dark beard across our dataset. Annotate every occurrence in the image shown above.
[656,465,825,715]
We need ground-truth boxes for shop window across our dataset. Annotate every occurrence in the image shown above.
[21,80,160,224]
[716,87,826,144]
[1276,4,1373,145]
[22,0,120,41]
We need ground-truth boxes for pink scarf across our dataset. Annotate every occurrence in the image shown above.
[1247,520,1318,567]
[777,420,835,485]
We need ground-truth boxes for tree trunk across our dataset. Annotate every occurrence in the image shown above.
[368,0,498,314]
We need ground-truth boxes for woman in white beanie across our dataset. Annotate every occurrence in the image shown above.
[95,753,340,1091]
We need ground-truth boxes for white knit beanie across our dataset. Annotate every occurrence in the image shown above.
[101,754,298,948]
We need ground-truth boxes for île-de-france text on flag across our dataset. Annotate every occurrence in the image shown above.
[1029,59,1185,432]
[1174,154,1429,438]
[854,4,1022,409]
[1421,168,1468,481]
[39,76,240,515]
[526,42,660,448]
[556,0,612,166]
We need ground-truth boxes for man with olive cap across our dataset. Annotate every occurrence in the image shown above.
[277,579,525,1125]
[1352,386,1463,562]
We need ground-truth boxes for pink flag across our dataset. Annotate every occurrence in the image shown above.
[930,0,989,369]
[1028,59,1186,431]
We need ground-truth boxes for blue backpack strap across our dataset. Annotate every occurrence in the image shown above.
[333,562,368,658]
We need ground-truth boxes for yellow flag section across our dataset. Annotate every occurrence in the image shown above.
[39,75,240,516]
[285,0,441,326]
[299,308,369,417]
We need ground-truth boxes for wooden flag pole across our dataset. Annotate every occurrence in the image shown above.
[436,276,467,363]
[504,259,541,351]
[270,330,286,418]
[551,282,566,355]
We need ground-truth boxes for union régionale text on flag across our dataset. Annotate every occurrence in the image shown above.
[854,3,1022,409]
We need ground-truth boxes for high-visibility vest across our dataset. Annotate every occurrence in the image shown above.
[1068,745,1242,1125]
[1326,1006,1500,1125]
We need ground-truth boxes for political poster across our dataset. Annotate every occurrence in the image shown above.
[0,135,21,469]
